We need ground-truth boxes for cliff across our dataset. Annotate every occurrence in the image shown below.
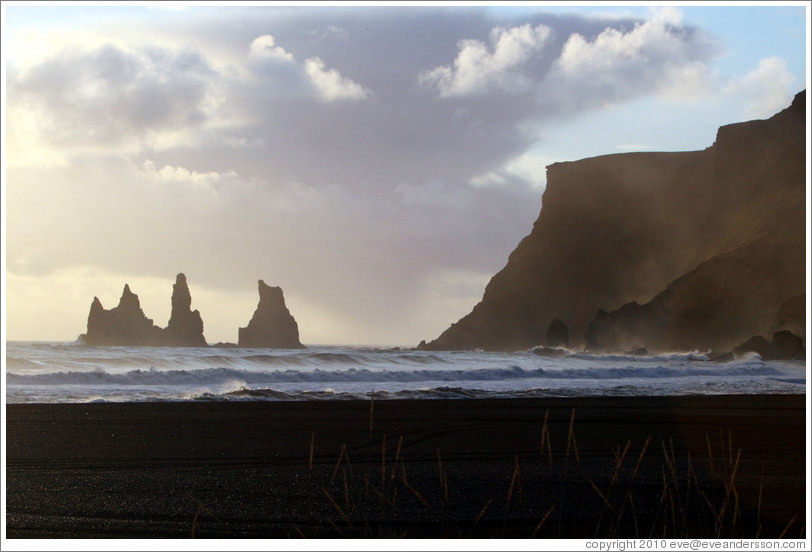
[238,280,305,349]
[420,91,806,353]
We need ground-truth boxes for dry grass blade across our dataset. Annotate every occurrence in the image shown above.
[322,487,353,528]
[588,478,615,520]
[716,448,742,537]
[532,505,556,538]
[611,439,631,487]
[540,408,552,465]
[368,481,396,508]
[331,443,349,483]
[391,435,403,480]
[506,455,522,508]
[400,459,434,512]
[190,505,200,539]
[627,489,640,538]
[779,514,797,538]
[475,498,493,525]
[632,435,651,480]
[436,447,448,503]
[566,408,580,465]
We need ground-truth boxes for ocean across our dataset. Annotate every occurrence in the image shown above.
[4,341,806,403]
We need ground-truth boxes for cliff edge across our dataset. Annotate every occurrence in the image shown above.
[420,91,806,353]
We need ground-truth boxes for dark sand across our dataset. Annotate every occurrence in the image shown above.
[5,395,807,538]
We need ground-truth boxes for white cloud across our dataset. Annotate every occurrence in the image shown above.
[140,159,224,192]
[421,23,552,97]
[547,7,715,108]
[246,34,370,102]
[724,56,795,119]
[7,42,224,156]
[304,56,371,102]
[248,34,295,62]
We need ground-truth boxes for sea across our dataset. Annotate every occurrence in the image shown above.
[4,341,807,403]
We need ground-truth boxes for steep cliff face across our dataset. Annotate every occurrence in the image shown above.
[421,91,806,353]
[238,280,305,349]
[82,284,164,346]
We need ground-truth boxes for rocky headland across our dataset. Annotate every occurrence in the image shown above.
[420,91,806,356]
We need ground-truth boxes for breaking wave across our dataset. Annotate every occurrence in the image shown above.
[6,362,784,387]
[6,342,804,403]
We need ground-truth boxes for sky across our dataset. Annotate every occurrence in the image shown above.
[2,2,809,347]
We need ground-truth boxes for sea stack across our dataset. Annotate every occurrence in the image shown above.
[238,280,304,349]
[81,284,163,346]
[80,274,208,347]
[163,273,207,347]
[546,319,569,348]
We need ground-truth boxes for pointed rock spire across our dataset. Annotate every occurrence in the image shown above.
[238,280,304,349]
[164,273,207,347]
[82,284,162,346]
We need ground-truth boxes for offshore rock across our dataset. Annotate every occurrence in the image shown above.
[163,273,207,347]
[238,280,304,349]
[81,284,164,346]
[81,274,207,347]
[768,331,804,360]
[734,331,804,361]
[733,335,771,358]
[545,318,569,348]
[421,91,806,353]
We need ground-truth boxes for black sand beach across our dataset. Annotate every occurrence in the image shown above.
[5,395,807,538]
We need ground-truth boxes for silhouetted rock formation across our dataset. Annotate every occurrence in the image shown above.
[81,285,164,346]
[81,275,207,347]
[735,331,804,361]
[163,274,207,347]
[421,91,806,353]
[546,318,569,348]
[238,281,304,349]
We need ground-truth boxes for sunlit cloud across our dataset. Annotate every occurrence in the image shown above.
[248,34,295,62]
[304,56,371,102]
[421,23,552,97]
[545,6,717,109]
[724,56,796,119]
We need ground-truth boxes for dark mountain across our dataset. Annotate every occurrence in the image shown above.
[420,91,806,353]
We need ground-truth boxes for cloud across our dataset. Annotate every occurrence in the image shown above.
[7,42,223,156]
[420,23,552,97]
[542,7,717,110]
[247,33,370,102]
[248,34,295,62]
[304,56,371,101]
[724,56,795,119]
